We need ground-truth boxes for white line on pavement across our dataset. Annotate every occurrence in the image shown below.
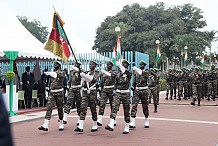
[61,115,218,125]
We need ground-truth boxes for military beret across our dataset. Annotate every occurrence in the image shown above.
[139,60,147,65]
[122,59,130,66]
[54,60,62,66]
[107,61,114,66]
[90,60,98,65]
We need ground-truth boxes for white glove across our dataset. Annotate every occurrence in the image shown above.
[101,69,111,76]
[71,66,79,71]
[132,66,142,75]
[80,72,93,82]
[116,62,125,73]
[45,71,57,78]
[97,92,100,100]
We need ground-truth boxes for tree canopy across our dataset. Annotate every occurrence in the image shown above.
[17,16,49,43]
[92,2,217,65]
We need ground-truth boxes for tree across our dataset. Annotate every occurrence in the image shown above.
[93,2,217,65]
[17,16,49,43]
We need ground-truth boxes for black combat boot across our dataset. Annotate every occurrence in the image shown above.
[165,93,169,100]
[197,100,201,106]
[190,99,196,106]
[170,95,173,100]
[154,105,158,113]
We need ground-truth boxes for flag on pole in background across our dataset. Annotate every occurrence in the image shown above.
[215,58,217,64]
[112,47,116,66]
[156,45,161,61]
[184,51,188,62]
[44,12,71,64]
[116,35,122,62]
[200,55,205,64]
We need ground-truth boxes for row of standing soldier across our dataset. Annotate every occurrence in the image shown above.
[38,59,160,134]
[165,65,217,106]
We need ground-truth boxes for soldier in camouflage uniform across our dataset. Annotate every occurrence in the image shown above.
[148,68,158,113]
[202,69,208,99]
[74,60,100,132]
[38,61,65,131]
[207,65,217,101]
[129,60,150,129]
[105,59,132,134]
[97,61,116,126]
[178,68,189,100]
[165,68,175,100]
[190,67,202,106]
[63,61,82,125]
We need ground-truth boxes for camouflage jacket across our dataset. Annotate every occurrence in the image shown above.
[50,70,65,90]
[116,69,132,90]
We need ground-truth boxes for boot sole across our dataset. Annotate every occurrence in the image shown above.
[38,126,48,131]
[105,125,114,131]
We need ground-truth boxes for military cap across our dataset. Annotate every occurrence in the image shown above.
[54,60,62,66]
[107,60,114,66]
[122,59,130,66]
[139,60,147,65]
[90,60,98,65]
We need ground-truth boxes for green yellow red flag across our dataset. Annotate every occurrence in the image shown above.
[44,12,71,64]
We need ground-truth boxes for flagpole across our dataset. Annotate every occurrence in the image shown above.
[53,9,79,64]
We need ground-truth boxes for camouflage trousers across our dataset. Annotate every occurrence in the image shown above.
[179,81,188,98]
[45,91,64,120]
[192,84,201,101]
[98,88,114,115]
[80,90,97,121]
[208,80,217,98]
[166,82,174,98]
[149,86,158,106]
[131,88,149,118]
[64,87,82,116]
[202,81,208,97]
[110,91,130,123]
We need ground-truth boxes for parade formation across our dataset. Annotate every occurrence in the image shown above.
[38,59,162,134]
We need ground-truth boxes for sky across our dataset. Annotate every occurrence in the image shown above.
[5,0,218,53]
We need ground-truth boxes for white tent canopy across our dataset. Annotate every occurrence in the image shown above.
[0,0,58,61]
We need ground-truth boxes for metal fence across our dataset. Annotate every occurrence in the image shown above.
[0,51,149,78]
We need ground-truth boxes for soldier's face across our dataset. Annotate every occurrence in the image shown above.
[122,62,128,68]
[139,63,145,69]
[54,63,60,71]
[107,62,112,70]
[89,62,96,70]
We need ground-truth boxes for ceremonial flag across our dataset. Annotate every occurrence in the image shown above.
[156,45,161,61]
[44,12,71,64]
[112,47,116,66]
[116,35,122,61]
[200,55,205,64]
[184,51,188,62]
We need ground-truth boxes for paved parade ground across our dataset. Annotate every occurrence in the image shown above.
[10,92,218,146]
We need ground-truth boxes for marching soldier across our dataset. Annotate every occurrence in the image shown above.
[38,60,65,131]
[165,68,175,100]
[97,61,116,126]
[105,59,132,134]
[207,65,217,101]
[148,68,158,113]
[129,60,150,129]
[74,60,100,132]
[63,61,83,125]
[190,67,202,106]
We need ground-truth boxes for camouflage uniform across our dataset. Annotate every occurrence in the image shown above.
[191,68,202,106]
[63,67,82,124]
[45,70,65,120]
[202,70,208,99]
[105,59,132,134]
[80,70,99,120]
[97,66,116,126]
[74,60,100,132]
[178,69,189,100]
[207,66,217,101]
[148,69,158,112]
[38,61,65,131]
[165,69,175,100]
[131,69,149,118]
